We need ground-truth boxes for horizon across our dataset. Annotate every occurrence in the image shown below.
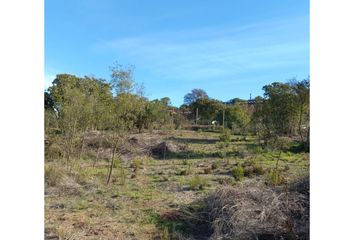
[45,0,309,106]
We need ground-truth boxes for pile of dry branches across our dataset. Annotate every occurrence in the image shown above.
[202,180,309,240]
[171,179,309,240]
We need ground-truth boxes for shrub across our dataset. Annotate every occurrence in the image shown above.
[189,175,207,190]
[45,143,64,161]
[235,146,247,158]
[118,166,127,185]
[219,129,232,142]
[241,160,265,177]
[231,166,244,181]
[75,168,90,185]
[204,168,212,174]
[268,136,292,151]
[253,164,266,175]
[176,165,192,176]
[182,159,188,165]
[216,141,229,149]
[211,162,218,170]
[130,157,143,172]
[243,166,254,177]
[45,165,65,187]
[266,170,285,186]
[215,150,227,159]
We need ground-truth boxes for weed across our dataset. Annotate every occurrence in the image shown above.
[216,141,229,149]
[72,200,88,210]
[215,150,227,158]
[118,166,127,185]
[189,175,207,190]
[231,166,244,181]
[211,161,220,170]
[204,168,212,174]
[130,157,143,176]
[243,166,254,177]
[45,165,65,187]
[235,146,247,158]
[266,170,285,186]
[176,169,188,176]
[219,129,232,142]
[161,226,170,240]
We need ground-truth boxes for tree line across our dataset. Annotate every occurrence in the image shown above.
[45,62,309,179]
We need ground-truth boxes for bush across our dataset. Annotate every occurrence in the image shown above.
[253,164,266,175]
[231,166,244,181]
[235,146,247,158]
[45,165,65,187]
[243,166,254,177]
[241,160,265,177]
[75,168,90,185]
[219,129,232,142]
[215,150,227,159]
[189,175,207,190]
[211,162,219,170]
[45,143,64,161]
[204,168,212,174]
[266,170,285,186]
[176,165,192,175]
[130,157,143,171]
[216,141,229,149]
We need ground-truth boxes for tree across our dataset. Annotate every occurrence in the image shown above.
[106,62,147,183]
[109,62,135,95]
[160,97,171,106]
[184,88,208,105]
[190,98,224,124]
[251,79,310,147]
[289,78,310,141]
[262,82,297,135]
[219,103,251,134]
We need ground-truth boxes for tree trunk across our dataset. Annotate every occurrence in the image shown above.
[298,103,304,141]
[106,142,118,185]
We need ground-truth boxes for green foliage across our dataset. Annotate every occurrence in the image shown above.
[190,98,224,124]
[219,129,232,142]
[241,160,265,177]
[109,62,135,95]
[231,166,244,181]
[215,150,227,158]
[268,136,292,151]
[184,88,208,105]
[266,170,285,186]
[252,79,310,143]
[175,164,193,176]
[216,141,229,149]
[189,175,207,190]
[130,157,143,174]
[218,103,251,134]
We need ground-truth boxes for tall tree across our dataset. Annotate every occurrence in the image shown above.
[184,88,208,105]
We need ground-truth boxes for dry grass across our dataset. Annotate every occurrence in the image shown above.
[45,130,309,239]
[197,179,309,240]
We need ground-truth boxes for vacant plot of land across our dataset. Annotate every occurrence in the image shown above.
[45,130,309,240]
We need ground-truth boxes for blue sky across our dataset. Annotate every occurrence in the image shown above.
[45,0,309,106]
